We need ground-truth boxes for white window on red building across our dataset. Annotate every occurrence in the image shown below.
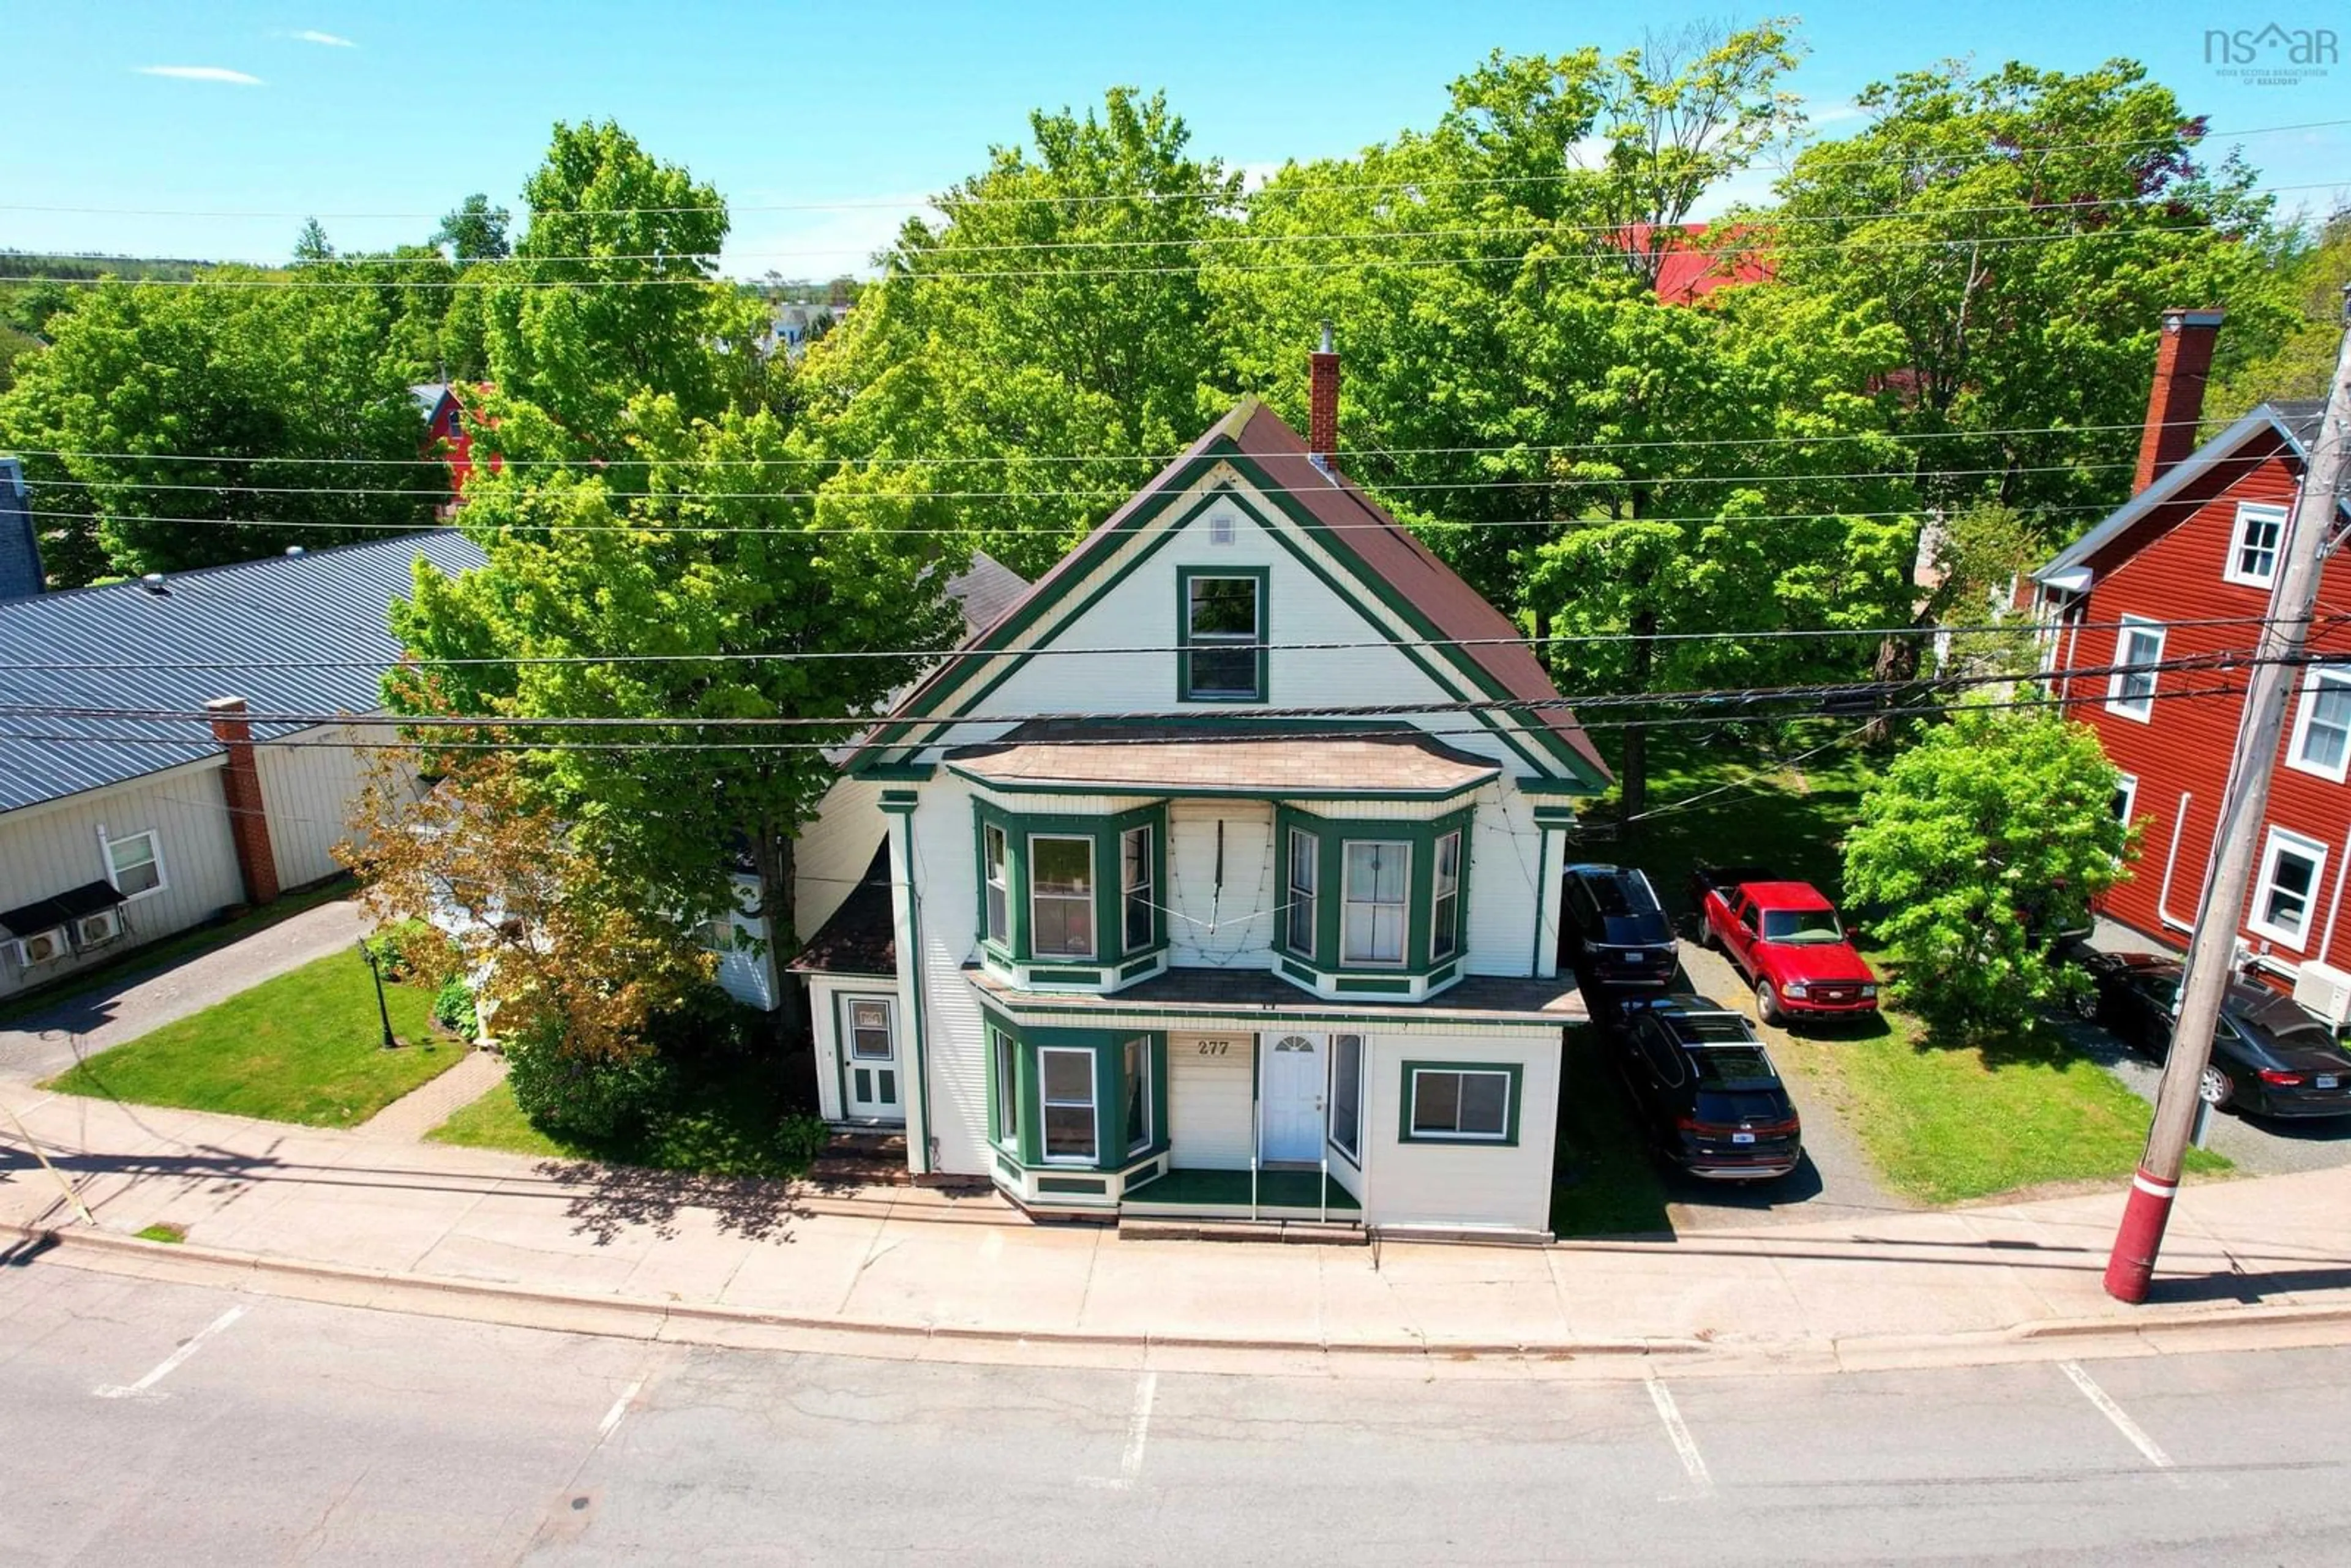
[2222,501,2288,588]
[2287,667,2351,783]
[2105,618,2165,722]
[2249,827,2328,950]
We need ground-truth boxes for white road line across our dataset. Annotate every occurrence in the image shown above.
[596,1379,645,1444]
[95,1304,247,1400]
[2060,1360,2175,1470]
[1119,1371,1159,1483]
[1645,1371,1713,1492]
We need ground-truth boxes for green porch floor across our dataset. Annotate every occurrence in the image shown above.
[1122,1166,1360,1212]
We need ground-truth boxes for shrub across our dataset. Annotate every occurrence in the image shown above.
[364,919,462,987]
[642,981,762,1062]
[504,1021,673,1142]
[431,977,479,1038]
[774,1112,830,1174]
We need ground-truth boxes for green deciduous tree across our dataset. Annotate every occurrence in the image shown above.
[1768,58,2299,530]
[433,193,513,261]
[479,120,774,443]
[800,88,1237,579]
[1842,703,2132,1037]
[0,274,443,579]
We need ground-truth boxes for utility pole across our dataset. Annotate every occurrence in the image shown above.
[2105,286,2351,1304]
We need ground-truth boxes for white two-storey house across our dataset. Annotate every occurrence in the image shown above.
[791,367,1609,1239]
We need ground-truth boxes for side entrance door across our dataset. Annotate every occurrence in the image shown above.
[840,995,903,1122]
[1259,1032,1325,1162]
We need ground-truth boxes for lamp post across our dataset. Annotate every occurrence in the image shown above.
[357,939,399,1052]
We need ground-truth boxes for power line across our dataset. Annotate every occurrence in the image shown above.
[0,611,2309,678]
[5,114,2338,220]
[4,415,2218,470]
[0,218,2258,290]
[0,679,2267,757]
[0,645,2308,733]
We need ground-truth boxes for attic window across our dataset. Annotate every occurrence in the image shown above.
[2224,501,2286,588]
[1179,568,1267,702]
[1207,513,1235,546]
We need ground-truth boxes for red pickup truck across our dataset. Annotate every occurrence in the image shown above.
[1689,866,1880,1027]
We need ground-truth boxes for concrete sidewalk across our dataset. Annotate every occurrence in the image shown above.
[6,1079,2349,1376]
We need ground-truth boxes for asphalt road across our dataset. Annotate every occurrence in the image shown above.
[5,1260,2348,1565]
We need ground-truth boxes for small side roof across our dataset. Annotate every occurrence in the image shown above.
[787,842,894,976]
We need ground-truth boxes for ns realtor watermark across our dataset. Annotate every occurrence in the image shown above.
[2204,21,2338,86]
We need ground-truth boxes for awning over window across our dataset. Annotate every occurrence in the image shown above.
[0,879,126,937]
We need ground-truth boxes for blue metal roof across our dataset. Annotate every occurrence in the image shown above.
[0,531,486,813]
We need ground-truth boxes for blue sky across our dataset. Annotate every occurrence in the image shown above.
[3,1,2343,274]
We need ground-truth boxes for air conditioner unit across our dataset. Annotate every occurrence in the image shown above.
[15,927,69,967]
[75,908,124,948]
[2292,960,2351,1028]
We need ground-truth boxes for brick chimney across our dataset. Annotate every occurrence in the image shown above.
[2132,308,2224,494]
[1308,321,1341,468]
[206,697,280,906]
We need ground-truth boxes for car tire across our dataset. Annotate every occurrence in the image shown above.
[1755,980,1785,1028]
[2199,1063,2233,1109]
[2071,988,2101,1022]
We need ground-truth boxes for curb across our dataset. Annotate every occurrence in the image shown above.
[15,1217,2351,1376]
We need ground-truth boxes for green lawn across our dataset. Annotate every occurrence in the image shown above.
[1550,1026,1673,1237]
[429,1057,826,1180]
[1592,729,2226,1207]
[0,880,356,1026]
[42,948,463,1127]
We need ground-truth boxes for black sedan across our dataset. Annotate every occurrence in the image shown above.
[2079,951,2351,1119]
[1562,863,1679,987]
[1605,994,1803,1179]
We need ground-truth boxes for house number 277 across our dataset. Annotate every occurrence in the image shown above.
[1195,1040,1231,1056]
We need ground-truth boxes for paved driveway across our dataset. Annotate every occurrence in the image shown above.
[1578,943,1915,1232]
[0,898,371,1082]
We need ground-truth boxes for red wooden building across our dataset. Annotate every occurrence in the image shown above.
[2030,309,2351,1013]
[409,383,490,514]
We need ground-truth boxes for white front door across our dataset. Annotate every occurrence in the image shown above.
[1260,1032,1325,1162]
[841,995,903,1122]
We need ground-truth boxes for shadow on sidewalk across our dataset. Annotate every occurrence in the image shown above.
[533,1159,816,1247]
[2147,1260,2351,1307]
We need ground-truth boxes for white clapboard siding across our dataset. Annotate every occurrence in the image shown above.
[254,721,389,888]
[0,763,247,998]
[910,774,990,1175]
[1167,1030,1256,1169]
[1360,1029,1561,1234]
[1166,802,1277,968]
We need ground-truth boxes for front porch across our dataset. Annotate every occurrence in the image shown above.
[1122,1165,1362,1221]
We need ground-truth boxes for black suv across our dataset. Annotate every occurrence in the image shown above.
[1607,995,1803,1179]
[1562,863,1678,987]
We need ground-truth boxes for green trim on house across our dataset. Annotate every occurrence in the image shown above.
[879,790,920,814]
[1273,803,1474,979]
[1334,975,1414,995]
[1037,1176,1109,1196]
[860,763,937,782]
[1397,1059,1525,1147]
[972,799,1168,976]
[1531,808,1581,830]
[980,1007,1171,1174]
[944,760,1492,803]
[849,447,1605,793]
[1175,563,1271,703]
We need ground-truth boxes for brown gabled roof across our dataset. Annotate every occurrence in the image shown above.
[857,400,1608,783]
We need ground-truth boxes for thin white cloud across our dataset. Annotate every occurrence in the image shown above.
[1805,98,1868,127]
[135,65,264,85]
[291,29,355,47]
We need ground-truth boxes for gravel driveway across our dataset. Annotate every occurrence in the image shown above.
[1591,942,1918,1232]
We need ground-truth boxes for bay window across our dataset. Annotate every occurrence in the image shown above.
[1342,841,1410,966]
[983,823,1010,945]
[1039,1046,1098,1163]
[1430,831,1461,961]
[1029,835,1097,959]
[1286,825,1319,953]
[1122,825,1154,953]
